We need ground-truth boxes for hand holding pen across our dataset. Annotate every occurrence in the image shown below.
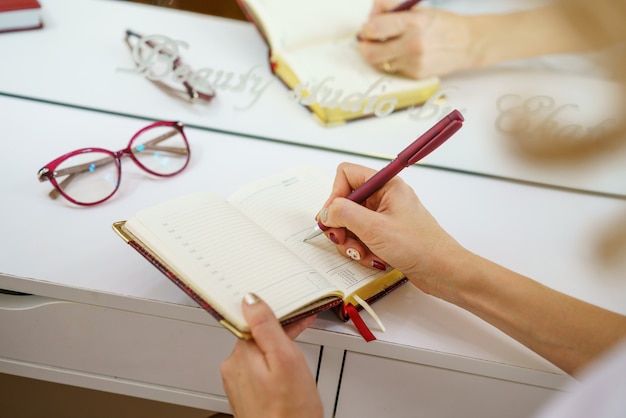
[357,0,477,78]
[304,109,464,243]
[356,0,422,74]
[356,0,421,41]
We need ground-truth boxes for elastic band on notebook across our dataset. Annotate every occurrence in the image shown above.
[353,294,386,332]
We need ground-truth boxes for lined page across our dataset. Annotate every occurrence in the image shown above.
[282,38,439,98]
[228,166,387,294]
[125,192,343,331]
[244,0,371,52]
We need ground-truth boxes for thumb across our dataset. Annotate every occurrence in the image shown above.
[242,293,291,354]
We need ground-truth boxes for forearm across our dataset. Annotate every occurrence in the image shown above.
[437,250,626,375]
[467,5,602,69]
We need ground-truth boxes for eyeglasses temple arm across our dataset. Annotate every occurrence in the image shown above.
[139,128,189,156]
[124,30,214,103]
[48,175,75,200]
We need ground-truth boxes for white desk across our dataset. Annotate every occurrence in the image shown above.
[1,1,625,417]
[0,0,624,198]
[1,94,625,417]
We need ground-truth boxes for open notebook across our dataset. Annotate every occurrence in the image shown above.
[236,0,440,125]
[113,166,407,341]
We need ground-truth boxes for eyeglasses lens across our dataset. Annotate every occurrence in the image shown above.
[131,125,189,175]
[55,151,120,204]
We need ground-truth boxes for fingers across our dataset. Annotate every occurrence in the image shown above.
[220,337,263,418]
[327,162,379,205]
[332,233,389,271]
[317,162,411,271]
[319,163,376,210]
[359,7,475,79]
[369,0,401,16]
[357,26,424,78]
[358,37,408,66]
[322,196,389,271]
[323,162,401,224]
[359,13,406,43]
[241,293,293,354]
[221,294,323,417]
[283,314,317,340]
[357,5,429,79]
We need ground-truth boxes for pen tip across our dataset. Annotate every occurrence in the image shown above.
[303,225,322,243]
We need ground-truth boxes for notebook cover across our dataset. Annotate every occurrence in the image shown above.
[235,0,275,73]
[0,23,43,34]
[0,0,41,12]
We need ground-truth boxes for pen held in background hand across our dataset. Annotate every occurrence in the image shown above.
[390,0,422,12]
[302,109,464,243]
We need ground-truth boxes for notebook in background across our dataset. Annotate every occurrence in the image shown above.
[0,0,42,34]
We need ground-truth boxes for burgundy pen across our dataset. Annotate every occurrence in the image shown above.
[303,109,464,242]
[390,0,421,12]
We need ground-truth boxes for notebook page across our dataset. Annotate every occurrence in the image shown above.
[228,166,388,295]
[244,0,372,52]
[282,37,439,98]
[125,192,343,331]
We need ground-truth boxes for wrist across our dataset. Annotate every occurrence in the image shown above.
[466,7,594,70]
[464,15,493,69]
[432,245,484,307]
[404,238,477,305]
[466,13,520,69]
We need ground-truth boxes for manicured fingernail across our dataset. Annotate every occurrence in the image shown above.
[346,248,361,261]
[318,207,329,224]
[372,260,387,271]
[244,292,260,305]
[329,232,339,244]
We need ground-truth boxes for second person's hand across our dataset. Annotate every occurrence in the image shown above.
[357,0,476,78]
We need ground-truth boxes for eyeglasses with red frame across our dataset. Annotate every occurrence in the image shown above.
[37,121,190,206]
[124,29,215,104]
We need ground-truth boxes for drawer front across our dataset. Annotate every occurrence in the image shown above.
[335,351,559,418]
[0,294,321,396]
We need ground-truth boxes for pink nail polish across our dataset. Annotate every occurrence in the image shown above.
[329,232,339,244]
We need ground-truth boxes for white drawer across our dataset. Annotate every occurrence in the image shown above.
[335,351,560,418]
[0,294,321,403]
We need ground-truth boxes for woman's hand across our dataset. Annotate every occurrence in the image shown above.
[318,162,467,298]
[357,0,477,78]
[357,0,597,79]
[319,162,626,375]
[220,294,322,418]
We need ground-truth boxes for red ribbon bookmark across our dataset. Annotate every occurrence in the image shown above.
[345,304,376,342]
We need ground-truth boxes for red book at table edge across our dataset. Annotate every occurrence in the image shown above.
[0,0,43,34]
